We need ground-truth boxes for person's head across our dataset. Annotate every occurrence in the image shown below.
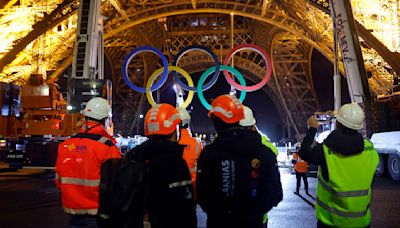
[336,102,365,132]
[208,94,244,132]
[82,97,111,125]
[239,105,257,131]
[144,104,181,142]
[177,107,191,129]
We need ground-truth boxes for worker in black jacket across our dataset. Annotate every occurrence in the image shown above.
[125,104,197,228]
[197,95,283,228]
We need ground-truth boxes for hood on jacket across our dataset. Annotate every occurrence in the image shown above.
[213,128,263,156]
[128,139,184,161]
[80,120,116,144]
[324,129,364,156]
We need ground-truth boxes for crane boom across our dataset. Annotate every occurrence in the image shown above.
[72,0,102,80]
[329,0,372,135]
[68,0,110,113]
[330,0,371,104]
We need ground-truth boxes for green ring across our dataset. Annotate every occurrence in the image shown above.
[197,65,246,110]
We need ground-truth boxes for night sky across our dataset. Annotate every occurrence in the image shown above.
[311,50,351,111]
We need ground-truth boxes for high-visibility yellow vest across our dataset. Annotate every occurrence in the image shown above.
[316,140,378,227]
[260,133,278,156]
[260,132,278,224]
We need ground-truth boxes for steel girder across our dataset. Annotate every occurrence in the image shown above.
[271,32,320,139]
[1,0,398,137]
[0,0,78,74]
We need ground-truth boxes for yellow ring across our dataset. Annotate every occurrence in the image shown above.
[146,66,194,109]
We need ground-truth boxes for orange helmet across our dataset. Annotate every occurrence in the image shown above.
[144,104,181,136]
[208,94,244,124]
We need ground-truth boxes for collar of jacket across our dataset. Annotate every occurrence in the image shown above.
[213,127,262,155]
[217,127,258,138]
[324,129,364,156]
[180,128,192,139]
[133,140,185,160]
[80,120,116,144]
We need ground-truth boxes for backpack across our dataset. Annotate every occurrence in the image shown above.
[98,158,150,228]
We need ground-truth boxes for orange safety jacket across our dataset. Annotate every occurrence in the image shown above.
[293,152,308,173]
[55,121,121,215]
[179,128,203,187]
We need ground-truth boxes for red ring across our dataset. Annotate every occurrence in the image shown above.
[223,44,272,92]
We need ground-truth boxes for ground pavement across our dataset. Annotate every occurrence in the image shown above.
[0,168,399,228]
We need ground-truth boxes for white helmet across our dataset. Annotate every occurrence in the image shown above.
[336,102,365,130]
[82,97,111,120]
[177,107,191,126]
[239,106,256,127]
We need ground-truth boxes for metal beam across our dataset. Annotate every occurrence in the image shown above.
[4,0,18,8]
[103,8,335,68]
[109,0,129,20]
[0,0,78,74]
[261,0,270,17]
[307,0,400,80]
[191,0,197,10]
[47,56,73,83]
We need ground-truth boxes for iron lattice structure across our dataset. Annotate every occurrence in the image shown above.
[0,0,399,139]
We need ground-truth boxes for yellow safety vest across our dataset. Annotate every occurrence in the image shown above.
[260,133,278,156]
[260,132,278,224]
[316,140,378,227]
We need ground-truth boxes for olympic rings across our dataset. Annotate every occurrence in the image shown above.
[173,45,220,91]
[122,46,169,93]
[146,66,195,109]
[223,44,272,92]
[197,65,247,110]
[122,45,272,110]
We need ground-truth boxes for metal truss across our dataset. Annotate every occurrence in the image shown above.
[271,32,320,138]
[0,0,78,79]
[172,51,288,138]
[165,14,289,138]
[1,0,398,137]
[107,20,166,135]
[166,14,253,54]
[102,0,398,97]
[307,0,400,97]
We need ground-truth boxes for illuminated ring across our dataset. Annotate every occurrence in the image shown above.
[197,65,246,110]
[146,66,195,109]
[122,46,169,93]
[172,45,220,91]
[223,44,272,92]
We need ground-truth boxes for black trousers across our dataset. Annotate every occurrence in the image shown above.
[69,215,97,228]
[295,172,308,192]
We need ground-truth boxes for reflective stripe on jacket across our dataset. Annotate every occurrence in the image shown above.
[293,152,308,173]
[55,122,121,215]
[316,139,378,227]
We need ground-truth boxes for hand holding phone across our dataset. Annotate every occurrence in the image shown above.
[307,115,320,129]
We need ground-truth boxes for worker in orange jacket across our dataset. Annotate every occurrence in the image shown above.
[177,107,203,200]
[55,97,121,227]
[292,142,309,195]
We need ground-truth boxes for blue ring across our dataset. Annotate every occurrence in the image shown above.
[197,65,246,110]
[172,45,220,91]
[122,46,169,93]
